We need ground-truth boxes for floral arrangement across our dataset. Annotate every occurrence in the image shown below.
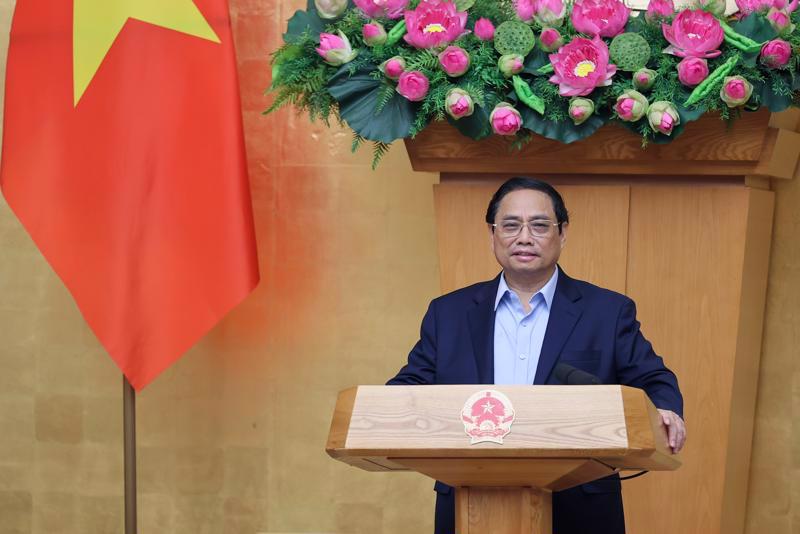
[266,0,800,166]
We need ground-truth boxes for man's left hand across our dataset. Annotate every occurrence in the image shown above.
[657,409,686,454]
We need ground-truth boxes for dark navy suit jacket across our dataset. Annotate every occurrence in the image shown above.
[388,267,683,534]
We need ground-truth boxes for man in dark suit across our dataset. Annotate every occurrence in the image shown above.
[388,177,686,534]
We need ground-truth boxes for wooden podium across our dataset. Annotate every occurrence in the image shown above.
[327,385,680,534]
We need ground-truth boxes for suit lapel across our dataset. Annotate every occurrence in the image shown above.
[467,276,500,385]
[533,267,583,385]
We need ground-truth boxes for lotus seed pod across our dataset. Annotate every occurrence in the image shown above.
[609,32,651,72]
[494,21,536,56]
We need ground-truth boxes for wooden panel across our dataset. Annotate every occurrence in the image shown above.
[325,386,356,450]
[621,186,774,534]
[457,487,552,534]
[391,457,614,488]
[406,111,773,175]
[433,182,629,294]
[721,189,774,534]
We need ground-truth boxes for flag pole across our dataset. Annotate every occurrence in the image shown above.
[123,376,137,534]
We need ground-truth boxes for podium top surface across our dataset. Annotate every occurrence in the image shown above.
[327,385,679,474]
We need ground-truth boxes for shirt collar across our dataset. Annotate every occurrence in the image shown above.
[494,267,559,311]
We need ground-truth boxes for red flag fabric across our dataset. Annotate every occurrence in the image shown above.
[1,0,259,390]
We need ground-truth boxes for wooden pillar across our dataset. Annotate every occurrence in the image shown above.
[456,487,552,534]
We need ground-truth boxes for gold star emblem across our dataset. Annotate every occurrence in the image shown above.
[72,0,221,106]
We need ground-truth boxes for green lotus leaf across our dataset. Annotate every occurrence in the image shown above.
[523,49,552,76]
[328,66,417,143]
[731,14,778,43]
[447,104,493,140]
[518,106,609,143]
[284,2,325,44]
[754,78,793,112]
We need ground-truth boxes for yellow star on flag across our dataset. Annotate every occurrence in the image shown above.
[73,0,221,106]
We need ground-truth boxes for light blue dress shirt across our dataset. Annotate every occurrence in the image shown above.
[493,268,558,385]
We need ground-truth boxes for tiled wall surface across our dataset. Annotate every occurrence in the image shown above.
[0,1,797,533]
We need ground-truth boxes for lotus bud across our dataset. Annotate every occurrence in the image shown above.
[397,70,430,101]
[647,101,680,135]
[760,39,792,68]
[677,56,709,87]
[498,54,525,78]
[445,88,475,119]
[645,0,675,22]
[380,56,406,80]
[568,97,595,125]
[539,28,564,52]
[315,31,357,66]
[720,76,753,108]
[534,0,567,27]
[362,21,387,46]
[490,102,523,135]
[438,45,471,77]
[633,68,658,91]
[615,90,649,122]
[692,0,726,17]
[314,0,348,19]
[474,18,496,40]
[767,8,796,35]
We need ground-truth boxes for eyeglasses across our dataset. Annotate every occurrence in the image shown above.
[491,220,560,238]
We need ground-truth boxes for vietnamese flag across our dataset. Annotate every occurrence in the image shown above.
[0,0,259,390]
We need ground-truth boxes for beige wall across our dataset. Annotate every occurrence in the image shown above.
[0,1,797,533]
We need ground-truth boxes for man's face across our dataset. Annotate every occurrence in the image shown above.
[489,189,568,282]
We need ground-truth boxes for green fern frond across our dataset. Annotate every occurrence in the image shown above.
[371,141,391,169]
[374,83,397,115]
[352,133,365,153]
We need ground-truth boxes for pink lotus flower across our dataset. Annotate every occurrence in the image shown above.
[316,31,358,66]
[735,0,798,14]
[474,18,495,40]
[438,45,471,76]
[548,35,617,96]
[403,0,468,49]
[380,56,406,79]
[677,56,709,86]
[720,76,753,107]
[397,70,430,101]
[571,0,630,38]
[534,0,567,27]
[353,0,409,19]
[760,39,792,68]
[645,0,675,22]
[490,103,523,135]
[662,9,723,58]
[539,28,564,52]
[515,0,536,22]
[362,21,387,46]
